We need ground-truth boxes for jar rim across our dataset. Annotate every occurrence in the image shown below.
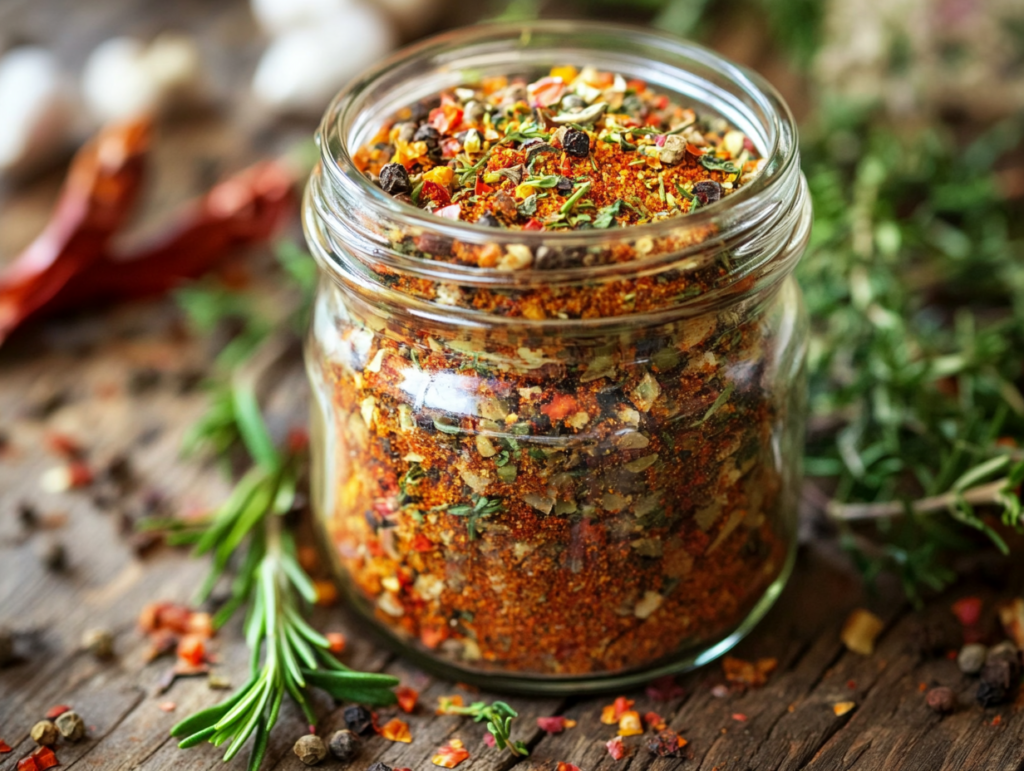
[315,20,801,255]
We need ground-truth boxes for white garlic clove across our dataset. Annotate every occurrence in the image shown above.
[81,34,205,123]
[0,47,76,176]
[252,7,396,115]
[250,0,360,35]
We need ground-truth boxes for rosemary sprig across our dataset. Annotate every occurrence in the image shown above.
[163,369,398,769]
[438,698,529,756]
[154,244,398,769]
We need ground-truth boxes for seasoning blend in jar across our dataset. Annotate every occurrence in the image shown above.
[304,22,811,693]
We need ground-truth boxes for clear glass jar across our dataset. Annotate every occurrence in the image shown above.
[303,21,811,693]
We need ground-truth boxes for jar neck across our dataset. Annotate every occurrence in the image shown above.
[304,21,810,330]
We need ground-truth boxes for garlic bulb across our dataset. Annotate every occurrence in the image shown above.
[250,0,357,35]
[252,7,396,115]
[81,34,204,122]
[0,47,76,176]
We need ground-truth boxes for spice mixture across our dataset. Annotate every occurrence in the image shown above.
[354,65,762,236]
[311,67,799,677]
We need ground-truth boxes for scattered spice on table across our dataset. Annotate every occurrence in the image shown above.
[344,705,375,735]
[0,740,11,753]
[81,628,114,659]
[326,631,346,654]
[731,712,749,722]
[44,706,71,720]
[832,702,856,717]
[605,735,628,760]
[644,711,666,731]
[54,711,85,742]
[998,598,1024,648]
[327,728,361,762]
[158,701,177,712]
[396,685,419,713]
[432,738,470,768]
[378,717,412,743]
[600,697,635,725]
[926,687,955,714]
[293,734,327,766]
[646,729,687,757]
[617,710,643,736]
[30,722,57,747]
[951,597,983,628]
[556,763,582,771]
[536,716,576,734]
[840,609,884,656]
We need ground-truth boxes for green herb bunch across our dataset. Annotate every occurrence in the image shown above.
[799,105,1024,596]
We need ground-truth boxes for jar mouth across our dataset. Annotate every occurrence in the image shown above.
[307,20,809,324]
[316,20,799,250]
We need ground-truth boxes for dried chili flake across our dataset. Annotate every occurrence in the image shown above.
[44,705,71,719]
[832,702,856,717]
[44,433,82,459]
[951,597,983,628]
[30,748,58,771]
[432,738,470,767]
[378,718,412,743]
[556,763,582,771]
[722,656,778,687]
[326,632,346,654]
[600,696,635,725]
[18,757,40,771]
[396,686,419,713]
[176,635,206,668]
[159,702,176,712]
[731,713,748,722]
[644,711,666,731]
[605,736,628,761]
[0,740,11,753]
[482,733,496,748]
[617,710,643,737]
[646,729,687,758]
[536,716,576,734]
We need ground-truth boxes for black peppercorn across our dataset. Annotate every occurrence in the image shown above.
[367,763,393,771]
[378,163,411,196]
[476,212,501,228]
[976,679,1008,707]
[328,728,361,761]
[562,129,590,157]
[693,180,723,205]
[343,704,374,735]
[555,176,574,196]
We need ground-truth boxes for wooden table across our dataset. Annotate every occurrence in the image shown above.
[2,1,1023,769]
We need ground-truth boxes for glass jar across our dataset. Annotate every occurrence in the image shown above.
[303,21,811,693]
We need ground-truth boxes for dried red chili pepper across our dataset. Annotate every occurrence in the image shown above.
[42,161,293,312]
[0,117,151,345]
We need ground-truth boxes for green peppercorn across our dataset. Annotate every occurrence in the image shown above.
[31,720,58,746]
[56,710,86,741]
[82,627,114,659]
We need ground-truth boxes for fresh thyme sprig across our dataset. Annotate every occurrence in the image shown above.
[438,698,529,756]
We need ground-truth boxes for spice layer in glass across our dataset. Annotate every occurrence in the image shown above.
[303,21,811,693]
